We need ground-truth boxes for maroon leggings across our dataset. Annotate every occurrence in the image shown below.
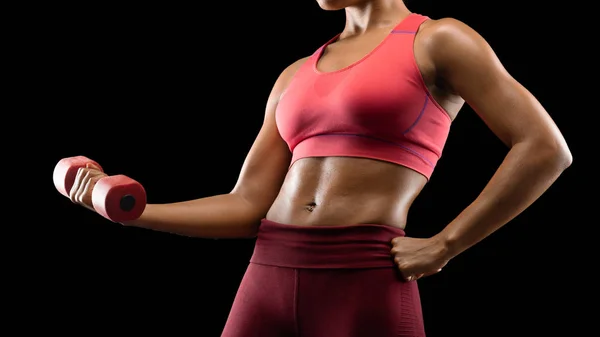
[221,219,426,337]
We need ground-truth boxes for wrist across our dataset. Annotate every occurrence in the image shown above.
[434,231,461,260]
[120,204,152,227]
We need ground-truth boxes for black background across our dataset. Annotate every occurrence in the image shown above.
[25,1,590,336]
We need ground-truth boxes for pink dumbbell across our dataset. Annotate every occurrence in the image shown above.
[53,156,146,222]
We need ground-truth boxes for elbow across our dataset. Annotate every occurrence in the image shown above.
[238,219,262,238]
[529,137,573,172]
[229,192,270,238]
[557,146,573,170]
[241,231,259,239]
[550,136,573,171]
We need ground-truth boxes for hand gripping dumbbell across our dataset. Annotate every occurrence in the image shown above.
[53,156,146,222]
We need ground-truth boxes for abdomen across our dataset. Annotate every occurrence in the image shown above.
[266,157,427,228]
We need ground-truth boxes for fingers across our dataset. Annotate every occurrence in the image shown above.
[85,162,102,171]
[396,261,443,282]
[69,167,106,208]
[408,269,442,281]
[75,175,93,204]
[69,168,86,202]
[422,268,443,277]
[405,273,424,282]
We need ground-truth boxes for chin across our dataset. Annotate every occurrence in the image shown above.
[316,0,350,10]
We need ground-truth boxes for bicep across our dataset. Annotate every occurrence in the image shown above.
[230,60,307,212]
[432,19,564,147]
[230,97,291,211]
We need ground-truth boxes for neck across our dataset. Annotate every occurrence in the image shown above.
[343,0,410,35]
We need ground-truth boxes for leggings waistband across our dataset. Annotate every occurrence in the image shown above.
[249,219,406,269]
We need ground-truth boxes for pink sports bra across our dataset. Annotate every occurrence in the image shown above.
[275,13,451,180]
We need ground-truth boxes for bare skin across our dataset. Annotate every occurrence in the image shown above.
[68,0,572,281]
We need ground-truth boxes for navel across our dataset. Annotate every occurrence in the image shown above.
[304,201,317,212]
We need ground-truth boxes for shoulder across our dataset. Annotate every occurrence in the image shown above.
[270,56,311,100]
[418,17,484,50]
[279,56,311,83]
[417,17,498,71]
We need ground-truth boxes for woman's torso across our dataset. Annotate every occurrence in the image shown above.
[266,14,464,229]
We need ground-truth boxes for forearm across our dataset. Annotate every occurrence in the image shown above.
[437,141,572,258]
[122,193,264,239]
